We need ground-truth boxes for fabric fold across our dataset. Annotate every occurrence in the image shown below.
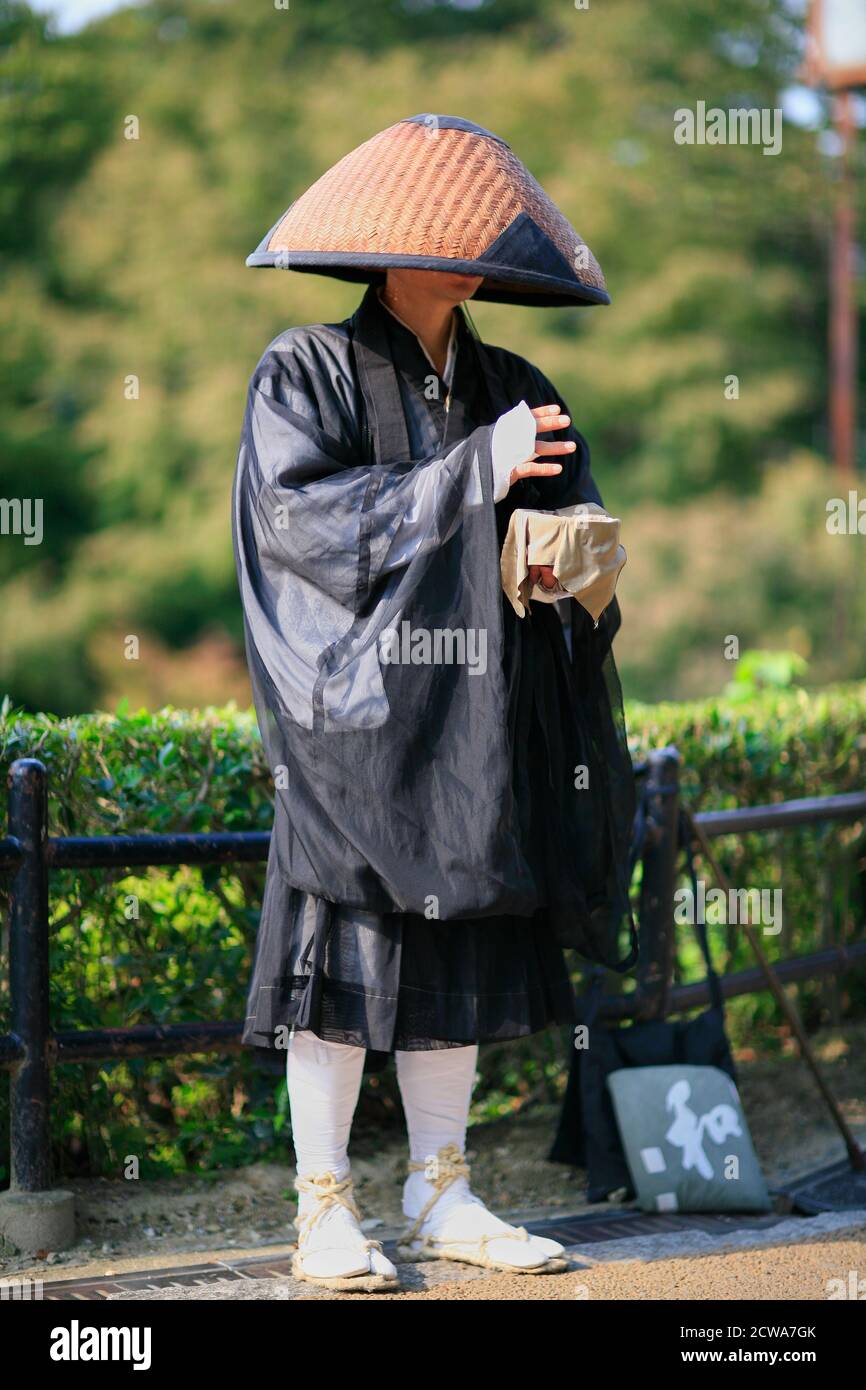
[500,502,626,621]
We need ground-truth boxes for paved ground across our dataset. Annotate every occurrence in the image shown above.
[29,1206,779,1297]
[96,1210,866,1301]
[23,1207,864,1302]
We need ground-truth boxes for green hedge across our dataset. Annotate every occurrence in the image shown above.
[628,682,866,1036]
[1,685,865,1181]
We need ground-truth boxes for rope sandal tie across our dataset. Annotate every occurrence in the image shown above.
[295,1171,386,1256]
[398,1144,563,1273]
[292,1171,396,1291]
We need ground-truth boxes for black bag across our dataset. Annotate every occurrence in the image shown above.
[549,837,737,1202]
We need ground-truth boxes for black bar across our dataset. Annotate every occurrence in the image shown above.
[600,940,866,1019]
[7,758,52,1191]
[636,747,680,1019]
[47,830,270,870]
[0,836,23,872]
[696,790,866,837]
[2,792,862,879]
[0,942,859,1069]
[51,1020,244,1062]
[0,1033,24,1064]
[2,755,864,1109]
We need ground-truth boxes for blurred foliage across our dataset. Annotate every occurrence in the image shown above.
[1,688,864,1180]
[0,0,864,712]
[618,451,866,700]
[724,647,809,701]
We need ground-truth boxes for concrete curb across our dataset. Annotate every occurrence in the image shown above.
[0,1190,76,1254]
[566,1207,866,1266]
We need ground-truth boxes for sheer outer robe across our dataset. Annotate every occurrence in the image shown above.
[233,289,635,1048]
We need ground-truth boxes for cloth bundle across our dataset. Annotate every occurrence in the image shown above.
[500,503,626,621]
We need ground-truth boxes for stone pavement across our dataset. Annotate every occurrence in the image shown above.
[28,1205,866,1302]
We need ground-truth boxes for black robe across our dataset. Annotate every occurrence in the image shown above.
[233,287,635,1055]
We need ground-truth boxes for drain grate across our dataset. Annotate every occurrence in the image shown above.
[40,1257,297,1301]
[526,1208,783,1246]
[775,1159,866,1216]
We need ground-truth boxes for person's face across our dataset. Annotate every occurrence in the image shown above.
[385,268,484,307]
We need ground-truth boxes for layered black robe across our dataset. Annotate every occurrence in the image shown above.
[233,287,635,1055]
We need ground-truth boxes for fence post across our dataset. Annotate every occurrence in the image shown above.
[8,758,51,1191]
[0,758,75,1252]
[636,746,681,1020]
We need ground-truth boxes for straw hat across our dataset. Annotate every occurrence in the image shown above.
[247,114,609,307]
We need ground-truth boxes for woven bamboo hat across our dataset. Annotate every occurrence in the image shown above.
[247,115,608,307]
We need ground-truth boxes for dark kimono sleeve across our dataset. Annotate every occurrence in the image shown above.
[233,348,503,737]
[518,368,634,949]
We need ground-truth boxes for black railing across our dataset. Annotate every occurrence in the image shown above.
[2,751,866,1193]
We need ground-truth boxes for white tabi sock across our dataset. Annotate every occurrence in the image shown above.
[396,1045,565,1268]
[286,1030,395,1280]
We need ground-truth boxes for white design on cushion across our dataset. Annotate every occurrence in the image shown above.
[640,1146,667,1175]
[664,1078,742,1181]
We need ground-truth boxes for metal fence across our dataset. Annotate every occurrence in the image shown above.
[2,750,865,1192]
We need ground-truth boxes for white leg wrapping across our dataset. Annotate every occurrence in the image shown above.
[396,1046,567,1273]
[286,1030,397,1288]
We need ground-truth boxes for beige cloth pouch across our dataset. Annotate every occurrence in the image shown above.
[500,503,626,621]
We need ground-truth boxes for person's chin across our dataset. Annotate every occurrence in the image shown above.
[442,275,482,301]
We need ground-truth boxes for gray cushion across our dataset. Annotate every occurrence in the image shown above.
[607,1064,771,1214]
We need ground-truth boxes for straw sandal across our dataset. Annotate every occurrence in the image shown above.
[397,1144,569,1274]
[292,1171,399,1292]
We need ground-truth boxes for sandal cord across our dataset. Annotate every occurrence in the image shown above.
[295,1171,383,1254]
[403,1143,531,1252]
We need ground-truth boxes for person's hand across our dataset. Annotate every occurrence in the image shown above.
[528,564,559,591]
[508,404,574,488]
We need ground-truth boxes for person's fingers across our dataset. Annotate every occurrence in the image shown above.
[528,563,558,591]
[533,439,577,457]
[532,409,571,433]
[511,462,563,483]
[534,419,571,433]
[514,461,561,478]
